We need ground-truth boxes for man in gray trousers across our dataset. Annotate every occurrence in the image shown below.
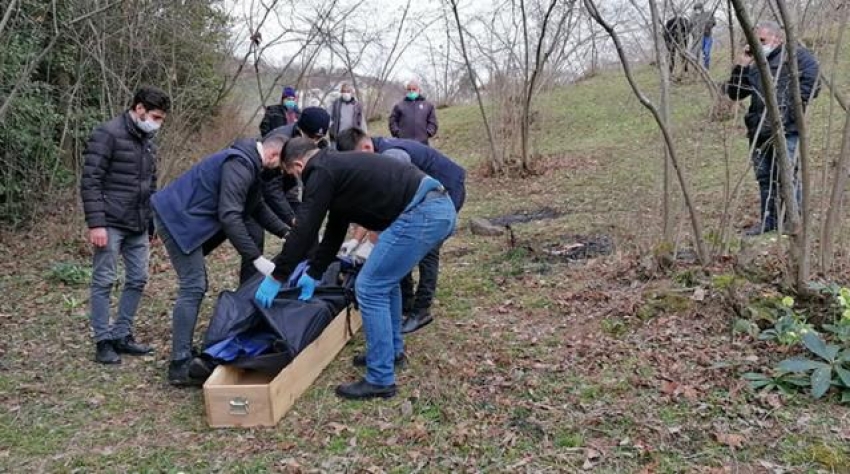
[81,86,171,364]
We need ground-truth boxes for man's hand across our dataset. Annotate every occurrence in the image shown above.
[89,227,108,247]
[255,276,282,309]
[736,46,754,66]
[340,238,360,256]
[296,274,317,301]
[253,256,276,277]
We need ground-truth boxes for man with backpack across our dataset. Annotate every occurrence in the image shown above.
[81,86,170,365]
[254,138,457,400]
[151,132,292,386]
[336,128,466,334]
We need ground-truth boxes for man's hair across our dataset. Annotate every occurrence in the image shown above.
[283,137,319,165]
[335,127,370,152]
[340,82,352,92]
[132,86,171,113]
[261,133,287,153]
[756,20,784,40]
[405,78,420,89]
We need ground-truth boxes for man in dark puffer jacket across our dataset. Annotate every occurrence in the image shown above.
[81,86,171,365]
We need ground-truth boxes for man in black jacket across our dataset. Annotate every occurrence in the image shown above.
[254,138,457,400]
[151,133,291,386]
[81,86,170,365]
[724,21,820,235]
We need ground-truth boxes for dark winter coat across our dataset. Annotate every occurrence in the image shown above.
[724,44,820,143]
[151,139,290,259]
[260,104,300,137]
[271,150,426,281]
[329,98,364,140]
[81,112,157,234]
[388,96,438,145]
[373,137,466,211]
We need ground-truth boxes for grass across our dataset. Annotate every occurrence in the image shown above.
[2,37,850,472]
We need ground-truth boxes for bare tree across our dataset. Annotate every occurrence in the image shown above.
[585,0,708,264]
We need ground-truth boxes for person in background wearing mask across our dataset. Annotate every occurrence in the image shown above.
[724,20,820,235]
[260,86,301,136]
[81,86,171,365]
[388,79,438,146]
[328,83,366,149]
[151,133,292,386]
[690,3,717,69]
[263,106,332,218]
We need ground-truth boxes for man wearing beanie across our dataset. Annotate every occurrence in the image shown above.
[260,107,331,229]
[260,85,301,136]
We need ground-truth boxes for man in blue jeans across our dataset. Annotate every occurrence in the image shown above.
[81,86,171,364]
[152,133,292,385]
[335,127,466,335]
[724,20,820,235]
[254,137,456,400]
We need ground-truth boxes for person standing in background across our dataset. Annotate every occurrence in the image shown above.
[388,79,438,146]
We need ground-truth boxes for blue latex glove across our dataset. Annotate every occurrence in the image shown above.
[296,273,317,301]
[255,276,282,309]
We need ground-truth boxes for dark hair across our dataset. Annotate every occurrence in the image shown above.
[335,127,370,152]
[283,137,319,165]
[132,86,171,113]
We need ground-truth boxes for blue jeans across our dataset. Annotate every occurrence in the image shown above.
[89,228,149,342]
[155,214,208,361]
[355,180,457,386]
[701,37,713,69]
[751,133,800,231]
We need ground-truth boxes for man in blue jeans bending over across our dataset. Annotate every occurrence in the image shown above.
[254,137,456,400]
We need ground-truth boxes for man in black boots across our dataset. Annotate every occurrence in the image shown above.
[81,86,171,364]
[336,127,466,334]
[151,132,291,385]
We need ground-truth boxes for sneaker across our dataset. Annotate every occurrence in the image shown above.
[335,378,397,400]
[168,358,205,387]
[188,356,217,381]
[352,352,407,369]
[112,335,153,355]
[401,310,434,335]
[95,340,121,365]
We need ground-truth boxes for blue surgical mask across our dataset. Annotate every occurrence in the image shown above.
[284,99,297,109]
[406,91,419,100]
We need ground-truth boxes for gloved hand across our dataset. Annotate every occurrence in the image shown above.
[339,238,360,256]
[255,276,282,309]
[296,273,317,301]
[253,256,276,277]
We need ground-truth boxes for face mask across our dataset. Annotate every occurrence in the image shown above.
[284,100,297,109]
[761,44,776,57]
[341,93,352,102]
[135,113,161,134]
[406,91,419,100]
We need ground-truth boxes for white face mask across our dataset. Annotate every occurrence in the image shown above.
[134,112,161,134]
[341,93,352,102]
[762,44,776,57]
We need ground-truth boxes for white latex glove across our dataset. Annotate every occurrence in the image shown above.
[253,256,276,277]
[340,238,360,256]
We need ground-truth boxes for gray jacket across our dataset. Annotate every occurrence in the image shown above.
[388,96,438,145]
[329,98,365,139]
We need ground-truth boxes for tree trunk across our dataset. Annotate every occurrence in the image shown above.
[730,0,804,288]
[585,0,708,265]
[648,0,674,243]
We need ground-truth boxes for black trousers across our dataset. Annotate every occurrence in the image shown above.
[400,242,442,313]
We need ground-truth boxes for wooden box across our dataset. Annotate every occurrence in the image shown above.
[203,309,362,428]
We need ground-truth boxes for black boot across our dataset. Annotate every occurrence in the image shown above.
[352,352,407,369]
[188,355,217,381]
[168,358,205,387]
[112,335,153,355]
[401,309,434,335]
[335,378,397,400]
[95,340,121,365]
